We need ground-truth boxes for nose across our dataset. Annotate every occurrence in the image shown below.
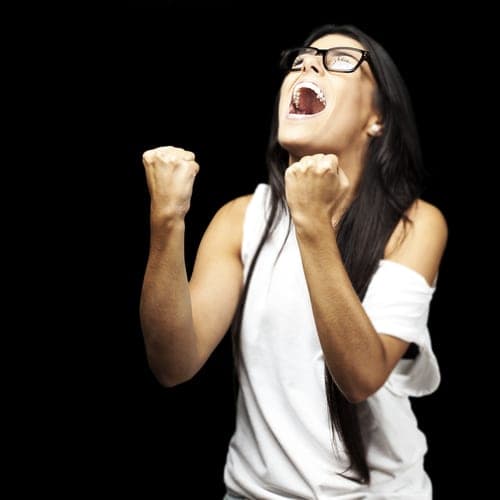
[301,54,324,75]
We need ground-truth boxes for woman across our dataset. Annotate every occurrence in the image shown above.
[140,23,447,499]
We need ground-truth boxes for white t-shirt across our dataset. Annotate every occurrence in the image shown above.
[223,184,441,499]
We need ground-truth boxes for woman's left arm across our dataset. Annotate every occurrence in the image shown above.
[285,154,448,403]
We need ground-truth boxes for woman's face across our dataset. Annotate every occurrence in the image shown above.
[278,34,380,162]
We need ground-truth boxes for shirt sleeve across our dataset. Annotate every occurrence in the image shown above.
[362,259,441,397]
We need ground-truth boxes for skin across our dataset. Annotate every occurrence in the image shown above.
[140,34,448,401]
[278,35,382,190]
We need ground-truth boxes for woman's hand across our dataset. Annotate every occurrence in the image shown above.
[142,146,200,222]
[284,153,351,231]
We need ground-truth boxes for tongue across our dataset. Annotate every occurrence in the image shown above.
[295,87,325,115]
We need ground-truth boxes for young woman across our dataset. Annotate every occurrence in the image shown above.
[140,23,447,499]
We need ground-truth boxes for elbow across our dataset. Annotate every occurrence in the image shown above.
[157,375,187,388]
[148,356,199,388]
[153,368,194,388]
[142,335,200,388]
[342,379,384,404]
[344,390,372,404]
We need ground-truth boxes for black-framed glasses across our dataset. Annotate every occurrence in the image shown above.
[280,46,369,73]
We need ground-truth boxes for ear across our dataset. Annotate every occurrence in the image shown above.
[367,119,383,137]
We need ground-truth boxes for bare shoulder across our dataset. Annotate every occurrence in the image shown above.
[404,199,448,241]
[385,199,448,286]
[196,194,253,255]
[212,194,253,227]
[218,194,253,216]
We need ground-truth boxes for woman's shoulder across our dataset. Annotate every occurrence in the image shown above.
[408,199,447,225]
[210,195,253,232]
[223,193,254,212]
[211,185,269,229]
[384,199,448,286]
[215,183,269,221]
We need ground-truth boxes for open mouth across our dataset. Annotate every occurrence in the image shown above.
[289,81,327,117]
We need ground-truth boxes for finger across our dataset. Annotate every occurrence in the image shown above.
[162,146,195,162]
[298,156,314,172]
[285,163,302,179]
[179,159,200,176]
[157,149,182,164]
[317,155,335,173]
[190,160,200,176]
[181,151,195,161]
[154,146,195,161]
[169,151,196,163]
[320,154,338,173]
[142,150,155,166]
[326,154,339,170]
[312,153,326,162]
[155,145,176,154]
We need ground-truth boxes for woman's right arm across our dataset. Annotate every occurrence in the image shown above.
[140,146,249,387]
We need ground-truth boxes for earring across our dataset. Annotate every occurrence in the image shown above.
[370,123,382,134]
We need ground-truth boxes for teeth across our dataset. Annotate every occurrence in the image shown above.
[292,81,327,108]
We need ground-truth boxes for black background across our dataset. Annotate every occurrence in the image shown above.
[92,3,477,498]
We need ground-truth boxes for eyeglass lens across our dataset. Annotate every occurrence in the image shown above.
[284,48,363,72]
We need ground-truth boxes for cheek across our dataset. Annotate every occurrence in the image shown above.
[278,88,287,114]
[336,80,363,109]
[330,82,369,128]
[278,79,292,111]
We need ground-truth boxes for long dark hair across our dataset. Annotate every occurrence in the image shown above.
[231,24,424,484]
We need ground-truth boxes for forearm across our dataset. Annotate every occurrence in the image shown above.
[140,217,199,386]
[295,221,387,402]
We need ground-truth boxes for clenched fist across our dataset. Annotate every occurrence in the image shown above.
[285,153,351,230]
[142,146,199,221]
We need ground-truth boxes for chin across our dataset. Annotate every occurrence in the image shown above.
[278,122,310,149]
[278,110,331,153]
[278,128,325,159]
[278,140,320,160]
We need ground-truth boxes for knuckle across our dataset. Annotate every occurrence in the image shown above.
[297,159,307,170]
[317,156,330,168]
[142,150,153,164]
[157,145,179,158]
